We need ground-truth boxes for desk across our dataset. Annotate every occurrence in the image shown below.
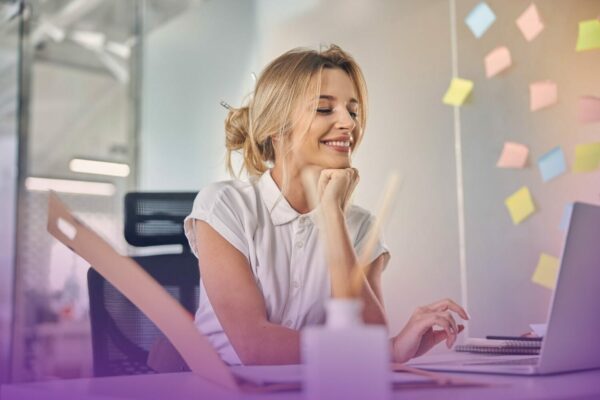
[2,352,600,400]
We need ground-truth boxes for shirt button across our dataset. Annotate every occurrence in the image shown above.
[299,216,307,225]
[292,280,300,289]
[296,241,304,248]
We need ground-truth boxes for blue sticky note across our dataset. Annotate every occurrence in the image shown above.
[465,2,496,38]
[560,203,574,231]
[538,147,566,182]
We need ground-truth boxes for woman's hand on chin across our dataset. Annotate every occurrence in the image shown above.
[316,167,360,212]
[391,298,469,363]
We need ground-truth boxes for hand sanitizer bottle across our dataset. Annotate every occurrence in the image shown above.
[302,298,390,400]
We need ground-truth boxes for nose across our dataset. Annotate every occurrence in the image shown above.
[335,109,356,132]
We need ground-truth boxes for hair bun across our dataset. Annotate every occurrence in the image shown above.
[224,106,250,151]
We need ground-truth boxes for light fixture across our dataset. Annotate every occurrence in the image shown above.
[69,158,130,177]
[25,177,115,196]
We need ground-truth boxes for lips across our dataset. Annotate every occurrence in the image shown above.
[320,137,352,153]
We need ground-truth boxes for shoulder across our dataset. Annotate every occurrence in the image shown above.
[346,204,375,228]
[193,179,256,211]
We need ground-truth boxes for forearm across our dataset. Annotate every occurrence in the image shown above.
[321,206,387,325]
[235,321,301,365]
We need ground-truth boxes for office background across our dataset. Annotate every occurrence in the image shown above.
[0,0,598,384]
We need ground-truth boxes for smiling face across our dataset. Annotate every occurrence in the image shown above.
[275,67,362,173]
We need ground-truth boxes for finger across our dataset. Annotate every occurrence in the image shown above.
[426,298,470,320]
[419,314,452,343]
[440,311,458,339]
[317,170,332,200]
[435,313,457,348]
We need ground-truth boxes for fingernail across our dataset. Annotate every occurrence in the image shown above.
[465,310,471,320]
[449,326,455,334]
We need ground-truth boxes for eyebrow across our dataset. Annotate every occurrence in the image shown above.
[319,95,359,104]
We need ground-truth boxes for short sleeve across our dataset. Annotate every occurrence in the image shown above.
[183,183,250,260]
[351,209,390,269]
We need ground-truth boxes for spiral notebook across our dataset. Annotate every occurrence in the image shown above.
[455,338,541,355]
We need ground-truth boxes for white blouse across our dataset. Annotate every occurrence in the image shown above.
[183,170,389,365]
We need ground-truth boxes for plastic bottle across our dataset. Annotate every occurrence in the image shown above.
[302,298,390,400]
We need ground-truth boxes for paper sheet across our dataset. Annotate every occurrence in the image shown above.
[532,253,559,290]
[442,78,474,106]
[484,46,511,78]
[578,96,600,124]
[496,142,528,168]
[576,19,600,52]
[538,147,566,182]
[465,2,496,38]
[573,142,600,172]
[516,3,544,42]
[504,186,536,225]
[529,80,558,111]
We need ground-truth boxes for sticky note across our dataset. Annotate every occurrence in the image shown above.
[532,253,559,290]
[496,142,529,168]
[529,80,557,111]
[504,186,536,224]
[465,2,496,38]
[516,3,544,42]
[573,142,600,172]
[560,203,574,231]
[575,19,600,52]
[484,46,512,78]
[578,96,600,124]
[443,78,474,106]
[538,147,566,182]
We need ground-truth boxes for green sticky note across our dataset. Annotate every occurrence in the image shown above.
[576,19,600,52]
[504,186,536,224]
[573,142,600,172]
[442,78,474,106]
[532,253,559,290]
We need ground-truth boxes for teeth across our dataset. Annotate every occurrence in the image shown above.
[323,141,350,147]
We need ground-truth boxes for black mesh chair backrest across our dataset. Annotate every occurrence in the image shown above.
[88,192,199,377]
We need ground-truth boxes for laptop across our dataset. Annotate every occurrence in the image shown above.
[46,192,458,392]
[411,202,600,375]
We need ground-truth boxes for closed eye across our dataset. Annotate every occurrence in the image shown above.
[316,108,333,114]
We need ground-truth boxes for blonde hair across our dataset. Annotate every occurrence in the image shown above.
[224,44,368,178]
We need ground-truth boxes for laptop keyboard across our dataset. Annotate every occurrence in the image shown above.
[465,357,539,366]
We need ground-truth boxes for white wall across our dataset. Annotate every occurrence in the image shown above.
[140,0,600,341]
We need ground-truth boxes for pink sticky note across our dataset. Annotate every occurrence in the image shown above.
[530,80,557,112]
[485,46,512,78]
[516,4,544,41]
[497,142,529,168]
[578,96,600,124]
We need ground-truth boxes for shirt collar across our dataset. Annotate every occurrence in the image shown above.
[257,170,305,226]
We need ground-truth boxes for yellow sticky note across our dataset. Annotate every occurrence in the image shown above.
[504,186,536,224]
[532,253,559,290]
[573,142,600,172]
[443,78,474,106]
[576,19,600,52]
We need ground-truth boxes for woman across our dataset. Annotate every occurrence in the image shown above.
[183,44,468,366]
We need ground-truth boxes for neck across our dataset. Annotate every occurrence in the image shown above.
[271,164,312,214]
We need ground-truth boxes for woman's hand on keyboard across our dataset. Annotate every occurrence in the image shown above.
[391,298,469,363]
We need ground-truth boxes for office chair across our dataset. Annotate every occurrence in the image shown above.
[87,192,199,377]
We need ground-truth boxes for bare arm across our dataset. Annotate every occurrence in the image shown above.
[195,220,300,365]
[321,205,388,325]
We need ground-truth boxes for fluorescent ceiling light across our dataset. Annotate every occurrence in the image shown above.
[69,158,130,177]
[70,30,106,50]
[25,177,115,196]
[106,41,131,59]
